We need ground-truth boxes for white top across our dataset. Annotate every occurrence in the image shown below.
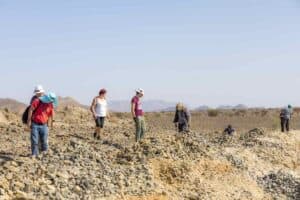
[95,98,107,117]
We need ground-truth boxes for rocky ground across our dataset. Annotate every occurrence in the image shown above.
[0,107,299,200]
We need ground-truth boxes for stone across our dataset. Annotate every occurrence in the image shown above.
[46,185,57,194]
[5,173,13,180]
[73,185,81,194]
[15,190,29,199]
[12,181,25,191]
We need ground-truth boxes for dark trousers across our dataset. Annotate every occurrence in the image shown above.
[178,123,188,133]
[280,117,290,132]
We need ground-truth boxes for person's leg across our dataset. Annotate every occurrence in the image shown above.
[40,125,49,153]
[178,123,184,133]
[93,127,97,138]
[182,123,188,133]
[94,119,98,138]
[280,118,285,132]
[31,124,39,156]
[140,117,146,139]
[135,117,141,142]
[286,119,290,132]
[95,117,101,139]
[100,117,105,137]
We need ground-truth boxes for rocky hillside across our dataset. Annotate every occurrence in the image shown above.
[57,97,88,109]
[0,98,26,114]
[0,107,299,200]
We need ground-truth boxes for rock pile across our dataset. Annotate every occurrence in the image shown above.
[259,171,300,200]
[240,128,265,147]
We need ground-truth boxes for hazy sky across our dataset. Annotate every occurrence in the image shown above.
[0,0,300,107]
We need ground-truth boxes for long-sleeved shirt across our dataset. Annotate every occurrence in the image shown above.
[173,110,191,125]
[280,107,293,120]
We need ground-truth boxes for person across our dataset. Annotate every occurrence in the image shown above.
[27,92,58,158]
[223,125,235,136]
[30,85,45,103]
[173,103,191,133]
[22,85,46,125]
[131,89,146,142]
[90,89,109,140]
[280,105,293,133]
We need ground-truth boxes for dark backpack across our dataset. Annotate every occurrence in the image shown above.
[22,106,31,124]
[22,96,39,124]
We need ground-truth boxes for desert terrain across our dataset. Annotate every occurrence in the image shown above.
[0,102,299,200]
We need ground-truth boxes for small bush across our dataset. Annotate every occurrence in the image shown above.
[207,109,219,117]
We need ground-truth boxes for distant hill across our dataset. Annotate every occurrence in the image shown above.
[217,104,248,110]
[0,98,26,113]
[58,96,88,109]
[194,105,210,111]
[109,100,177,112]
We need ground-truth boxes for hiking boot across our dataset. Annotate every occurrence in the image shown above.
[93,132,97,138]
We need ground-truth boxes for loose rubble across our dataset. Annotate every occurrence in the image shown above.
[0,107,299,199]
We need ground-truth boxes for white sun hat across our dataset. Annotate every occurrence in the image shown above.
[135,88,145,95]
[33,85,45,94]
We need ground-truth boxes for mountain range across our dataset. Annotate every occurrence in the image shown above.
[0,97,248,113]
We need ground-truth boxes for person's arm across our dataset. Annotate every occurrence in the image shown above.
[27,106,34,129]
[131,102,136,119]
[48,110,55,129]
[173,111,178,126]
[186,110,191,125]
[90,98,97,119]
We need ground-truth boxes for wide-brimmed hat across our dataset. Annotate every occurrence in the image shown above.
[135,88,144,95]
[33,85,45,94]
[39,92,58,107]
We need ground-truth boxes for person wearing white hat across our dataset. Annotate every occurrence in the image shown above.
[30,85,45,104]
[131,88,146,142]
[27,89,57,158]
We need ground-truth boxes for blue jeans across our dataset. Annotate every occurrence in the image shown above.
[31,123,48,156]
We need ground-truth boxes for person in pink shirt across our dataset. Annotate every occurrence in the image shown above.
[131,89,146,142]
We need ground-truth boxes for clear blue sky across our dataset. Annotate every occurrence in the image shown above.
[1,0,299,107]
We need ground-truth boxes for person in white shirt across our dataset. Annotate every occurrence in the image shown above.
[90,89,109,140]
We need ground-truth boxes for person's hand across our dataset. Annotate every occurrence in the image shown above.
[93,114,97,120]
[133,116,137,122]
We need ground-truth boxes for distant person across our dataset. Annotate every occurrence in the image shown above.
[131,89,146,142]
[27,92,58,158]
[90,89,109,140]
[173,103,191,133]
[223,125,235,136]
[280,105,293,133]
